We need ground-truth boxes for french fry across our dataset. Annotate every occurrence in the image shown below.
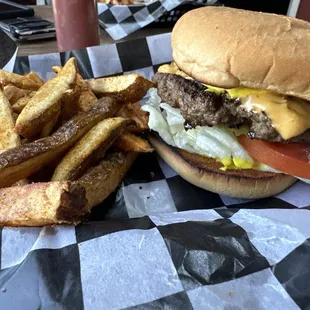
[53,66,98,112]
[25,72,44,87]
[52,117,131,181]
[88,74,155,103]
[3,85,33,105]
[0,58,155,226]
[40,102,61,138]
[16,57,77,138]
[0,70,42,91]
[0,98,121,188]
[114,132,154,153]
[0,90,21,150]
[77,152,137,209]
[77,78,98,112]
[61,89,80,122]
[0,91,28,185]
[117,102,149,132]
[0,181,88,226]
[53,66,81,121]
[11,92,35,113]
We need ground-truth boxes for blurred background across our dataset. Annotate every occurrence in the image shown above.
[5,0,309,56]
[220,0,309,20]
[10,0,309,21]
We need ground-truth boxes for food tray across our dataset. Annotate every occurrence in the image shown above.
[2,29,310,309]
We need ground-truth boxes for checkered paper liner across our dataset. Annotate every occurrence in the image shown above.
[97,0,220,40]
[0,30,17,72]
[1,32,310,309]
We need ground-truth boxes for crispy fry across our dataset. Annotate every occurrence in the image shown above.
[77,152,137,208]
[16,57,77,138]
[11,92,35,113]
[0,58,153,225]
[52,117,130,181]
[3,85,33,104]
[53,65,81,121]
[77,78,98,112]
[40,102,61,138]
[88,74,155,103]
[0,90,21,150]
[25,72,44,87]
[0,181,88,226]
[0,98,121,188]
[61,88,80,122]
[114,132,154,153]
[0,70,42,91]
[0,91,28,185]
[117,102,149,132]
[53,65,98,112]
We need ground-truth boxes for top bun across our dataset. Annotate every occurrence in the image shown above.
[172,7,310,101]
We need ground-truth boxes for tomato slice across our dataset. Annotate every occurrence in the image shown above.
[238,135,310,179]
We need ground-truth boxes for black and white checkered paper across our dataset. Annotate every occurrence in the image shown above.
[0,30,17,73]
[1,31,310,309]
[98,0,220,40]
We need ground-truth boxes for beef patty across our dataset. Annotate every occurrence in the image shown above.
[153,72,310,143]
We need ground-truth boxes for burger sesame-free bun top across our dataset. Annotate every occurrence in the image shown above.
[172,7,310,101]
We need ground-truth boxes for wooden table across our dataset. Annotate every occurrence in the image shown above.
[17,6,172,56]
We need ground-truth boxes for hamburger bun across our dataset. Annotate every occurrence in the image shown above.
[172,7,310,101]
[149,135,296,199]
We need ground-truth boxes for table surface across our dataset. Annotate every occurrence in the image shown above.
[17,6,172,56]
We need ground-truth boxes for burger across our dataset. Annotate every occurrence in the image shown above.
[142,6,310,199]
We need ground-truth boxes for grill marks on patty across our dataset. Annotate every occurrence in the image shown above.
[153,73,310,143]
[153,72,244,127]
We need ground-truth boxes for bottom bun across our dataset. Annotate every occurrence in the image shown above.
[149,135,296,199]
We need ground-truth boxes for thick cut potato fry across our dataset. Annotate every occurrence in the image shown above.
[53,66,81,121]
[0,90,21,150]
[40,102,61,138]
[0,98,121,188]
[53,66,98,112]
[77,152,137,209]
[114,132,154,153]
[16,57,77,138]
[77,78,98,112]
[117,102,149,132]
[61,88,80,122]
[0,91,28,185]
[25,72,44,87]
[88,74,155,103]
[0,70,42,91]
[0,181,88,226]
[52,117,130,181]
[3,85,33,105]
[12,92,35,113]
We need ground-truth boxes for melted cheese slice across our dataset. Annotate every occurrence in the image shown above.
[158,64,310,140]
